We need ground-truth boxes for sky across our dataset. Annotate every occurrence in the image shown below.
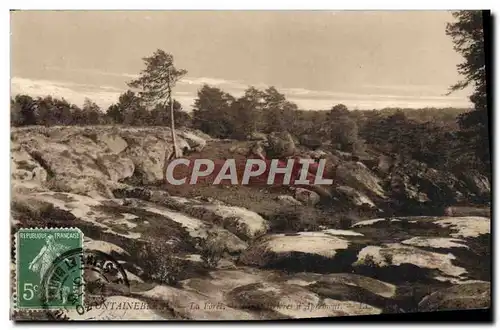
[10,10,473,111]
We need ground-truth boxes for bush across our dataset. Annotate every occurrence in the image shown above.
[199,232,226,268]
[136,240,183,286]
[338,213,359,229]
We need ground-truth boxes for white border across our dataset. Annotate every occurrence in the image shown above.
[2,1,498,329]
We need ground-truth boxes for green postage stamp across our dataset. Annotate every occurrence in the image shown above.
[15,228,84,310]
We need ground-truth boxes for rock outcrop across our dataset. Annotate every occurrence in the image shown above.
[10,126,491,320]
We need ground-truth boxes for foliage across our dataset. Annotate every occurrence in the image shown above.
[261,87,298,133]
[328,104,364,153]
[136,240,183,286]
[192,84,236,138]
[127,49,187,108]
[231,87,265,139]
[199,232,226,268]
[446,10,489,173]
[10,94,106,127]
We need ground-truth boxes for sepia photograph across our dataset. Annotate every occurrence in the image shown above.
[9,9,491,321]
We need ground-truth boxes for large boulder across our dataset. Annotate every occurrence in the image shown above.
[156,196,269,240]
[11,144,48,183]
[334,185,377,210]
[96,131,129,154]
[335,161,386,200]
[293,188,321,206]
[266,132,296,158]
[247,132,268,141]
[178,130,207,152]
[239,231,360,272]
[418,282,490,312]
[459,170,491,202]
[97,154,135,182]
[351,216,491,284]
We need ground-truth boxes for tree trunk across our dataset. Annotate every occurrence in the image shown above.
[163,78,181,184]
[168,76,181,159]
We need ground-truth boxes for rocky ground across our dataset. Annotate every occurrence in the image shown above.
[11,126,491,320]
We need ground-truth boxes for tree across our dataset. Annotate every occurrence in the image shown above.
[82,98,102,125]
[192,85,236,138]
[446,11,489,172]
[11,98,23,126]
[230,87,265,139]
[328,104,363,153]
[128,49,187,158]
[151,99,191,127]
[12,94,37,126]
[262,87,298,133]
[106,90,145,125]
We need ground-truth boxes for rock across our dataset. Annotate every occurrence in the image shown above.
[444,206,490,218]
[226,281,381,318]
[376,155,393,175]
[460,171,490,201]
[433,216,490,238]
[27,143,108,180]
[137,285,259,320]
[335,161,386,199]
[332,149,353,160]
[96,131,129,154]
[117,199,248,253]
[308,149,328,160]
[275,195,303,206]
[334,186,376,209]
[97,154,135,182]
[229,145,251,156]
[247,132,268,141]
[353,243,468,282]
[418,282,490,312]
[122,139,169,184]
[178,130,207,152]
[65,134,104,159]
[83,237,129,256]
[389,159,481,207]
[293,188,320,206]
[266,131,296,158]
[11,145,48,183]
[45,175,115,199]
[190,129,213,141]
[401,237,469,249]
[181,268,277,302]
[239,232,351,271]
[159,196,269,240]
[10,126,492,320]
[283,272,396,299]
[112,186,154,200]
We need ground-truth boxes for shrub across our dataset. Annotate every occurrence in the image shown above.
[199,232,226,268]
[383,253,394,265]
[136,240,183,286]
[338,213,360,229]
[363,254,377,267]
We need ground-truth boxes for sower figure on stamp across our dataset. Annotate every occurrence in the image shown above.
[28,235,69,282]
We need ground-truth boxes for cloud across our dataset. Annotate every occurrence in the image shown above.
[44,66,139,79]
[11,77,122,109]
[11,75,472,113]
[11,76,196,110]
[288,97,471,111]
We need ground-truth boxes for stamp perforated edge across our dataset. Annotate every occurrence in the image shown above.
[12,227,84,317]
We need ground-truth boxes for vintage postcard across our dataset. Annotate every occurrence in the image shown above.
[10,10,491,321]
